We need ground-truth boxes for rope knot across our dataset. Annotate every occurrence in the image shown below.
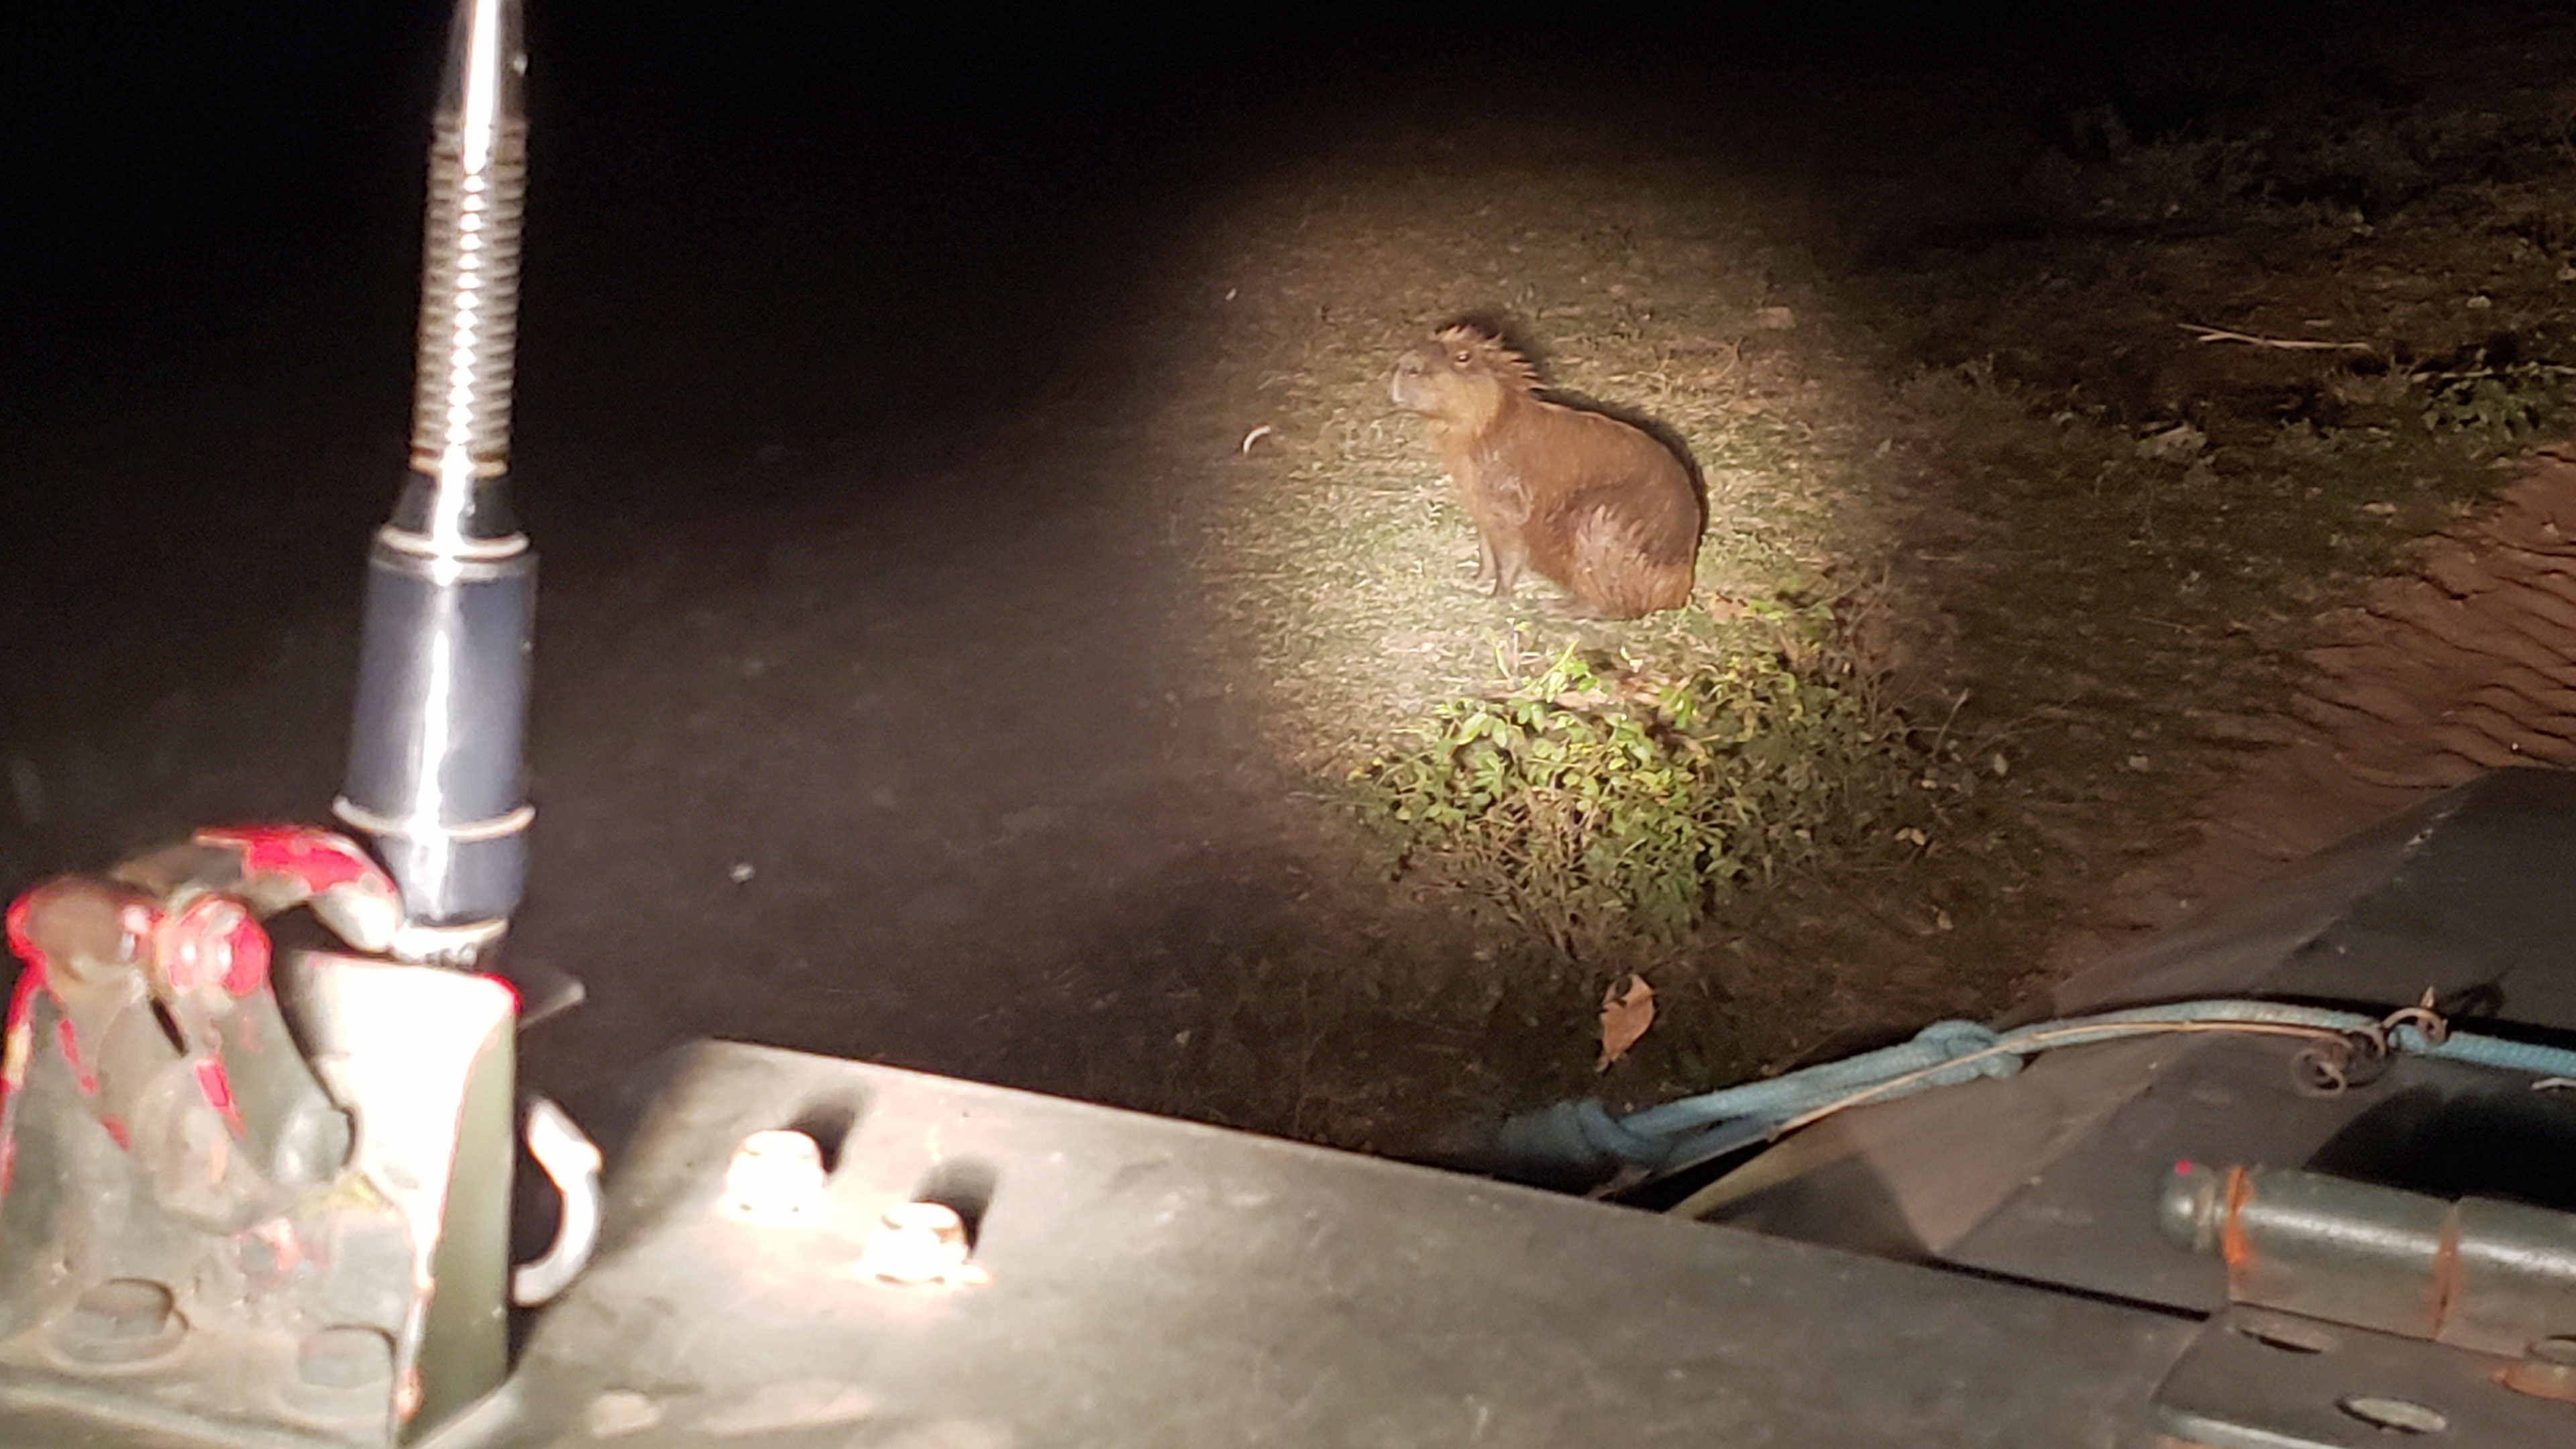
[1911,1019,2015,1086]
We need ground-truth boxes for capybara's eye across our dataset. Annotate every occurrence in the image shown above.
[1452,351,1472,364]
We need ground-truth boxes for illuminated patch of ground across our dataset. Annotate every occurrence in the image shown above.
[1134,14,2576,1107]
[15,6,2576,1157]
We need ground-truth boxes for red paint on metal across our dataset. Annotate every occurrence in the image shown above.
[220,912,272,997]
[197,825,387,896]
[194,1058,246,1138]
[4,952,45,1049]
[2218,1165,2253,1273]
[166,897,270,999]
[247,1218,305,1282]
[3,892,51,1053]
[164,925,198,992]
[99,1115,128,1150]
[0,891,44,1199]
[2,892,38,974]
[55,1018,96,1096]
[2429,1209,2463,1336]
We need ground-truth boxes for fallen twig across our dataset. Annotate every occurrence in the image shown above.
[2180,323,2377,354]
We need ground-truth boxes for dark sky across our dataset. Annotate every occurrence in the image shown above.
[0,0,2348,475]
[0,1,2290,303]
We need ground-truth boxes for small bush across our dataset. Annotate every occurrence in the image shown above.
[2416,357,2563,437]
[1354,643,1929,961]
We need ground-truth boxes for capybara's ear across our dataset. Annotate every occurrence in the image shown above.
[1436,326,1540,390]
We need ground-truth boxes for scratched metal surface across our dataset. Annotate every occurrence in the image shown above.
[423,1041,2194,1449]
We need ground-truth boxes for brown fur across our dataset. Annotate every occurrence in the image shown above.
[1389,325,1701,619]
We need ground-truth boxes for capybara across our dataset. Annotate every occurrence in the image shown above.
[1389,324,1701,619]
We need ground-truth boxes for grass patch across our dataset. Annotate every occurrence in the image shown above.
[1354,639,1941,963]
[1169,142,2035,1018]
[1148,23,2576,1104]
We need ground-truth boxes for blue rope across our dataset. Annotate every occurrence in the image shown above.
[1496,998,2576,1183]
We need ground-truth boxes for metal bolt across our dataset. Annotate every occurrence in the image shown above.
[2502,1336,2576,1403]
[2155,1159,2226,1252]
[717,1129,826,1226]
[859,1201,981,1286]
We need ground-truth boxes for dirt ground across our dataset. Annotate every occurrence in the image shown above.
[9,2,2576,1163]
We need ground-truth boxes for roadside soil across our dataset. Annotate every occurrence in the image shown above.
[8,2,2576,1160]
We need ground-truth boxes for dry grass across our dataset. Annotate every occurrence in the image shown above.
[1183,149,1896,789]
[1110,19,2576,1103]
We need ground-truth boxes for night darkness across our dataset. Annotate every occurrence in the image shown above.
[2,2,2212,441]
[7,1,2573,1152]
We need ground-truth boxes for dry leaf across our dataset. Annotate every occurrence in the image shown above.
[1598,975,1656,1071]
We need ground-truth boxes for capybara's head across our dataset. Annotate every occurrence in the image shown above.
[1389,324,1540,431]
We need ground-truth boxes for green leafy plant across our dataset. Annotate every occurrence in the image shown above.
[2416,355,2566,437]
[1354,643,1929,961]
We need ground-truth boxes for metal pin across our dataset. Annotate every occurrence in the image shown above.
[336,0,536,964]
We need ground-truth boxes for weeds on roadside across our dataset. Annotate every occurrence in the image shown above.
[2414,354,2567,438]
[1354,639,1933,963]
